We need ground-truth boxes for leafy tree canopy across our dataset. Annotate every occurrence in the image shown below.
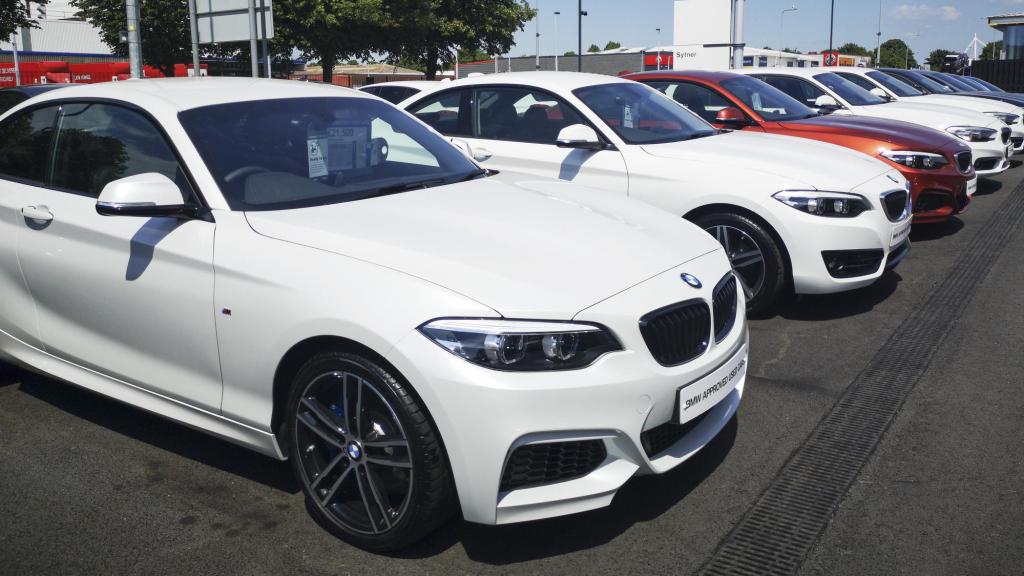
[586,43,600,53]
[878,38,917,69]
[2,0,49,40]
[603,41,621,50]
[981,41,1002,61]
[926,48,957,71]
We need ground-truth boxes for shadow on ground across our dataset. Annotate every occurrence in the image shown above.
[15,370,299,494]
[771,271,903,322]
[975,178,1003,197]
[394,417,739,563]
[910,217,964,243]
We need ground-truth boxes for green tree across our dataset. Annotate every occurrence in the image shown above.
[586,43,600,53]
[458,47,491,63]
[383,0,535,80]
[71,0,198,76]
[925,49,956,71]
[604,40,621,50]
[836,42,870,56]
[563,50,576,57]
[878,38,917,69]
[981,40,1002,61]
[2,0,48,39]
[274,0,389,84]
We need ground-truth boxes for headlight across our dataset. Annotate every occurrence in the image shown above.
[880,150,949,170]
[945,126,997,142]
[419,319,621,371]
[772,190,871,217]
[984,112,1020,125]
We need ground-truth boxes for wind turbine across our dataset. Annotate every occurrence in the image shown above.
[966,33,986,62]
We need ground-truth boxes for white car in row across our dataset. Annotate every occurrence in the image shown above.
[742,67,1013,177]
[826,66,1024,154]
[0,79,748,550]
[400,72,913,314]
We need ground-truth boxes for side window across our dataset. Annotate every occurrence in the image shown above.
[474,87,586,144]
[647,81,733,124]
[836,73,877,93]
[759,76,824,107]
[0,105,59,185]
[0,93,28,116]
[50,103,190,199]
[376,86,419,105]
[408,90,471,136]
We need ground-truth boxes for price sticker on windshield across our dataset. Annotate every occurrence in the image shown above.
[307,138,328,178]
[623,104,635,129]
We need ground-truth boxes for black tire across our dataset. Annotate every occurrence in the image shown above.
[690,211,787,316]
[283,350,454,551]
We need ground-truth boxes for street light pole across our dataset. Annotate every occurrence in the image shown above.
[554,11,560,71]
[11,30,20,86]
[780,5,797,62]
[535,2,540,70]
[904,32,919,69]
[829,0,835,52]
[875,0,883,66]
[656,28,661,70]
[578,0,587,72]
[125,0,143,78]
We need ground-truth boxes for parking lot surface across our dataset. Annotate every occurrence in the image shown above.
[2,168,1022,576]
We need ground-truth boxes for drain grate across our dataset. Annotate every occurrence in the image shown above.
[700,182,1024,576]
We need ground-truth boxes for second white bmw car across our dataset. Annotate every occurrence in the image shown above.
[0,79,746,550]
[401,72,913,314]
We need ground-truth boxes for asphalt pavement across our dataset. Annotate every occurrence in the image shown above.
[1,166,1022,576]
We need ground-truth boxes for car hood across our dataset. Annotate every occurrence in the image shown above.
[851,101,1004,132]
[780,115,967,154]
[640,130,891,191]
[909,94,1022,115]
[244,175,722,319]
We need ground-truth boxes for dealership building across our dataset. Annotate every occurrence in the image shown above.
[989,13,1024,60]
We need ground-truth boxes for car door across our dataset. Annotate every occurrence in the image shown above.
[643,79,766,132]
[0,103,59,351]
[15,101,223,411]
[409,86,629,193]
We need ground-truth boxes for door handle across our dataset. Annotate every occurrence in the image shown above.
[21,205,54,223]
[473,147,493,162]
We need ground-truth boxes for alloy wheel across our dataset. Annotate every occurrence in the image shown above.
[294,370,414,535]
[706,224,766,298]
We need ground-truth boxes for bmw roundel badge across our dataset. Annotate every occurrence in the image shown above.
[681,273,702,289]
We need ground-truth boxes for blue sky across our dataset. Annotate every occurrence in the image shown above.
[511,0,1016,60]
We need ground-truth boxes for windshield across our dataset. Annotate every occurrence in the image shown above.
[938,73,977,92]
[813,73,886,106]
[572,82,716,144]
[902,70,954,93]
[957,76,988,90]
[179,97,481,211]
[971,77,1004,92]
[866,70,923,97]
[719,76,817,121]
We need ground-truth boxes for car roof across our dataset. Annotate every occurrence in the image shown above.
[626,69,745,83]
[363,80,446,90]
[421,71,631,91]
[737,67,830,79]
[0,83,73,96]
[24,77,373,111]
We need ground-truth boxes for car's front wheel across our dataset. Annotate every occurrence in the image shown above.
[691,212,787,316]
[284,350,454,551]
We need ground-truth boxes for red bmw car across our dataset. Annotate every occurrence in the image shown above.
[627,70,975,223]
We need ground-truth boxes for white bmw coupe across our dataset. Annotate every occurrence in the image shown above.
[0,79,747,550]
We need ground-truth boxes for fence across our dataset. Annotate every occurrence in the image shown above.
[969,60,1024,92]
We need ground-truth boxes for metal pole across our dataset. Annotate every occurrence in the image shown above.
[188,0,200,77]
[554,11,560,71]
[535,2,540,70]
[126,0,143,79]
[655,28,663,70]
[248,0,258,78]
[577,0,583,72]
[11,31,20,86]
[828,0,835,52]
[259,0,270,77]
[875,0,882,66]
[780,6,796,58]
[733,0,745,70]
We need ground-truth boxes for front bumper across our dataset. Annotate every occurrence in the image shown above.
[903,167,973,224]
[762,170,912,295]
[969,139,1011,176]
[385,256,747,525]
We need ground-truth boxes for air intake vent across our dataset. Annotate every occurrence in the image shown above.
[712,274,738,343]
[881,189,909,221]
[955,150,972,173]
[500,440,607,491]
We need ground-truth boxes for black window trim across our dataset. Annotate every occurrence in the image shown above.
[0,97,212,220]
[755,74,839,107]
[407,83,616,150]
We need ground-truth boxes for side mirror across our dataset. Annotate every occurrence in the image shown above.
[814,94,841,113]
[96,173,198,219]
[715,106,749,127]
[869,87,892,101]
[556,124,605,150]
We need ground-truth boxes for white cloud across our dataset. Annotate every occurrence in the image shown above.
[890,4,962,21]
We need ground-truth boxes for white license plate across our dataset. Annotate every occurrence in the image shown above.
[677,344,747,424]
[966,177,978,197]
[890,219,912,247]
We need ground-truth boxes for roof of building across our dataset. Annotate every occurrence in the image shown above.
[296,63,424,76]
